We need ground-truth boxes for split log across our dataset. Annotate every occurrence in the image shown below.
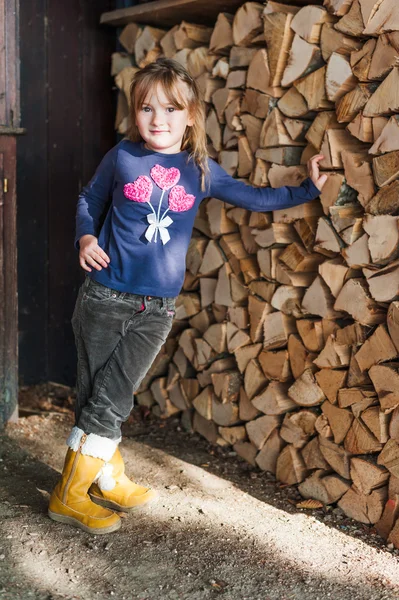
[255,429,285,474]
[355,325,397,371]
[296,318,324,352]
[160,25,178,57]
[362,405,390,444]
[302,436,331,470]
[212,370,241,403]
[263,10,295,88]
[232,2,264,47]
[276,444,309,485]
[288,368,326,407]
[280,410,318,448]
[363,65,399,117]
[298,469,350,504]
[320,129,369,169]
[193,411,219,444]
[244,358,267,400]
[369,115,399,155]
[313,334,351,369]
[368,32,399,81]
[372,150,399,188]
[241,89,272,119]
[363,214,399,265]
[234,343,262,373]
[291,5,334,44]
[239,386,261,421]
[278,87,310,118]
[347,111,373,142]
[341,150,376,207]
[341,233,370,269]
[263,311,296,350]
[378,438,399,478]
[364,261,399,303]
[192,386,214,420]
[135,26,165,67]
[174,21,212,50]
[334,278,386,326]
[281,34,324,88]
[209,12,234,56]
[376,496,399,541]
[369,364,399,413]
[302,275,343,319]
[252,381,295,415]
[246,414,282,450]
[294,66,334,111]
[350,38,376,81]
[367,180,399,216]
[315,369,348,404]
[363,0,399,36]
[337,486,387,524]
[119,23,142,54]
[319,257,355,297]
[351,456,390,495]
[258,347,292,382]
[344,417,384,454]
[323,0,355,17]
[233,441,258,466]
[388,302,399,353]
[320,22,362,62]
[326,53,357,103]
[219,425,247,444]
[319,436,352,479]
[212,397,240,426]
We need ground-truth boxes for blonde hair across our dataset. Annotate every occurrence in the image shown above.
[128,58,209,191]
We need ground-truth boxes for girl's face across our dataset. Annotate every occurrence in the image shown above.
[135,82,194,154]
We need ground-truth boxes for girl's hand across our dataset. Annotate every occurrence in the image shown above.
[307,154,328,192]
[79,234,110,272]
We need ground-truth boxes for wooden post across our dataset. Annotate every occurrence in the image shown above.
[0,0,21,426]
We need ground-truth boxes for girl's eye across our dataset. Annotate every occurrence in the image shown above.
[167,107,175,113]
[142,106,151,112]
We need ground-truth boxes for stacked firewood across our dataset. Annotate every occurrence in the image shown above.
[111,0,399,546]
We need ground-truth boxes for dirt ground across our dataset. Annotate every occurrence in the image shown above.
[1,405,399,600]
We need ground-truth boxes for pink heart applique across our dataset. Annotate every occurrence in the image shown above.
[168,185,195,212]
[150,165,180,190]
[124,176,153,203]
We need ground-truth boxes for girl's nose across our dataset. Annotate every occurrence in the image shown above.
[151,111,165,125]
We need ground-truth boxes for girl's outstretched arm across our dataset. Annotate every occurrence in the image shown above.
[208,154,327,212]
[75,144,119,249]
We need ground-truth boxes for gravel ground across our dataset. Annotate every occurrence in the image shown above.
[1,411,399,600]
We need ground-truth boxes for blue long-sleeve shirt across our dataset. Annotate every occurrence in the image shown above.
[75,140,320,297]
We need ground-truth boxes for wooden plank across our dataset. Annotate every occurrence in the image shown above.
[17,0,49,384]
[0,152,4,405]
[5,0,20,127]
[0,0,6,124]
[0,135,18,425]
[47,0,116,383]
[101,0,247,28]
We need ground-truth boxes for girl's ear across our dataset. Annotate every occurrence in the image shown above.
[187,111,195,127]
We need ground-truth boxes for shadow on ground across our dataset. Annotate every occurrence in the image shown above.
[0,412,398,600]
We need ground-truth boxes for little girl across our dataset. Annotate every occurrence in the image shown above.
[48,58,327,534]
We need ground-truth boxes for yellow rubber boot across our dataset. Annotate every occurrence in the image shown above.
[89,447,159,512]
[48,430,121,535]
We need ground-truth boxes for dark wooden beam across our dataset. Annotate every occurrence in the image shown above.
[100,0,246,28]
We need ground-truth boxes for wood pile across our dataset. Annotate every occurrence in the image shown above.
[112,0,399,546]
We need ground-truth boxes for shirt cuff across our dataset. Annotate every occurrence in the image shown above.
[303,177,321,199]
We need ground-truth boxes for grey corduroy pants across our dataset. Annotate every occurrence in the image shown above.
[71,276,176,441]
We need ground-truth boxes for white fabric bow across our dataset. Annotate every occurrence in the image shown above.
[145,213,173,244]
